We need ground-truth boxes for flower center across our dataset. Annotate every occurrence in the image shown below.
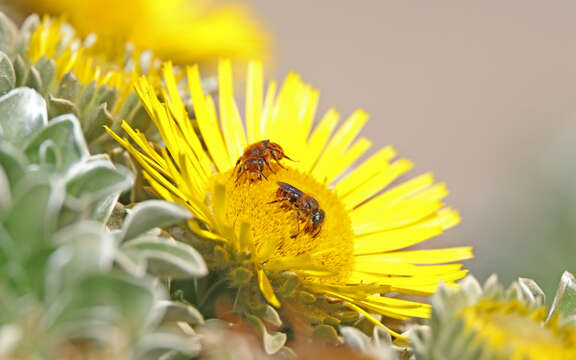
[213,166,355,282]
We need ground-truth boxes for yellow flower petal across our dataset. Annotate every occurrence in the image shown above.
[358,247,474,264]
[257,268,280,308]
[246,61,263,143]
[218,59,247,161]
[187,65,232,171]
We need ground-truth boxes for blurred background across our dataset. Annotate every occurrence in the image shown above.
[245,0,576,298]
[7,0,576,298]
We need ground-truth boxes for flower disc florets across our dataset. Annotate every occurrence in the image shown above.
[217,166,354,283]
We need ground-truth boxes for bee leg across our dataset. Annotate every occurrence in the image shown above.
[264,158,275,173]
[235,166,248,183]
[232,159,242,179]
[290,210,303,238]
[268,197,289,204]
[260,169,268,181]
[312,226,321,238]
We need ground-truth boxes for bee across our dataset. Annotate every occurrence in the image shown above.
[269,182,325,238]
[234,140,293,183]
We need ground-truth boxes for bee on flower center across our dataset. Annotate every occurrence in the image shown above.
[269,181,325,238]
[234,140,293,183]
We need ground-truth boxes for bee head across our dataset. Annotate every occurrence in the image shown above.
[311,209,325,224]
[246,158,264,171]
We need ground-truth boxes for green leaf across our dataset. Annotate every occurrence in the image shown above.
[229,266,253,286]
[261,305,282,327]
[84,103,113,143]
[116,92,141,128]
[157,300,204,325]
[264,331,288,355]
[12,56,26,87]
[25,114,88,172]
[53,222,115,269]
[134,332,201,359]
[0,52,14,96]
[4,178,62,250]
[20,246,54,299]
[518,277,545,306]
[44,223,116,306]
[121,236,207,278]
[64,161,132,222]
[246,314,287,355]
[483,274,503,298]
[0,164,10,212]
[548,271,576,320]
[277,271,299,297]
[94,85,118,110]
[372,326,392,347]
[18,14,40,44]
[121,200,191,241]
[0,143,25,190]
[25,66,43,92]
[56,72,80,101]
[78,81,97,112]
[48,96,78,118]
[0,87,47,147]
[58,273,158,338]
[90,194,120,224]
[312,324,340,344]
[127,105,151,134]
[66,161,130,199]
[341,326,369,351]
[34,57,56,94]
[0,13,18,56]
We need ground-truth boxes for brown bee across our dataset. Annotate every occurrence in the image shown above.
[269,182,325,238]
[234,140,292,183]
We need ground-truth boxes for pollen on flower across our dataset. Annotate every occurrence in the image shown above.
[214,165,354,283]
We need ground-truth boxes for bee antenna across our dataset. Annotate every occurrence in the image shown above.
[284,155,296,162]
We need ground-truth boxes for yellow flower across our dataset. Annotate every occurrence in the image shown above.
[462,300,576,360]
[28,16,158,112]
[412,275,576,360]
[22,15,163,146]
[106,60,473,337]
[19,0,270,64]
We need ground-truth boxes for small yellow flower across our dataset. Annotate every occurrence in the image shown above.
[462,300,576,360]
[28,16,159,115]
[107,60,473,337]
[19,0,271,63]
[22,15,164,146]
[413,275,576,360]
